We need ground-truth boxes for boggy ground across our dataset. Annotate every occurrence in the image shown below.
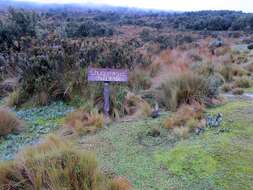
[70,97,253,190]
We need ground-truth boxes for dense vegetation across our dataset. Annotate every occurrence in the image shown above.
[0,3,253,190]
[1,8,252,108]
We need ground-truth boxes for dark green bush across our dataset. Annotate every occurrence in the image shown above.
[65,21,113,38]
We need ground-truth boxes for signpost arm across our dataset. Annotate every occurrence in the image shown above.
[103,82,110,116]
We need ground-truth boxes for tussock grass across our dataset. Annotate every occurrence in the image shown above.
[128,69,152,91]
[219,64,249,82]
[65,109,104,135]
[0,135,132,190]
[124,92,152,119]
[164,103,205,131]
[159,72,209,111]
[7,90,21,107]
[0,109,24,137]
[234,76,252,88]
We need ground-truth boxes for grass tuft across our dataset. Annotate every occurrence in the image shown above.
[0,135,131,190]
[65,109,104,135]
[159,71,210,111]
[0,109,24,137]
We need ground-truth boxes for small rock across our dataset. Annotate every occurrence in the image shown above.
[147,129,160,137]
[247,43,253,50]
[209,39,224,49]
[62,130,74,136]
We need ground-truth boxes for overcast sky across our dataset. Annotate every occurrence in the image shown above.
[15,0,253,13]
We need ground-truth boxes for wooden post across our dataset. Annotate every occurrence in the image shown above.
[87,67,128,116]
[103,82,110,116]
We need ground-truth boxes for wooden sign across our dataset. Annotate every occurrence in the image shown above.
[87,67,128,116]
[88,68,128,82]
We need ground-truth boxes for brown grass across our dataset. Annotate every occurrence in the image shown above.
[234,76,252,88]
[164,103,204,130]
[245,62,253,72]
[111,177,133,190]
[232,88,244,95]
[7,90,21,107]
[222,83,233,92]
[124,92,152,118]
[159,71,208,111]
[65,110,104,135]
[0,135,131,190]
[128,68,152,90]
[0,109,24,137]
[219,64,249,82]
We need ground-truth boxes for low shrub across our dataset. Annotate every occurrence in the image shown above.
[234,76,252,88]
[244,62,253,72]
[159,72,212,111]
[222,83,233,92]
[164,103,205,130]
[232,88,244,95]
[124,92,152,119]
[190,62,216,76]
[0,135,131,190]
[0,109,23,137]
[220,64,249,82]
[205,73,224,97]
[7,90,21,107]
[128,69,152,91]
[65,109,104,135]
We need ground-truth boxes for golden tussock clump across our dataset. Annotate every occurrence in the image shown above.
[65,109,104,135]
[0,108,24,137]
[111,177,133,190]
[164,103,205,132]
[160,71,208,111]
[0,135,132,190]
[124,92,152,119]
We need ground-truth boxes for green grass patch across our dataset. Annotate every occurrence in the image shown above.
[156,100,253,189]
[244,86,253,93]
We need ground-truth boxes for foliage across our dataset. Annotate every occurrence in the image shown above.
[232,88,244,95]
[128,68,152,91]
[234,76,253,88]
[159,72,217,111]
[0,8,37,50]
[219,64,249,82]
[16,55,68,106]
[65,21,113,38]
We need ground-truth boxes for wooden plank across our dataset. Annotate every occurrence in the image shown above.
[87,67,128,82]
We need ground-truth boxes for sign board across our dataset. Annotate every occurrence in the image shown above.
[87,67,128,116]
[88,67,128,82]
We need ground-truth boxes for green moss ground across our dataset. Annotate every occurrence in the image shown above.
[76,100,253,189]
[156,100,253,189]
[1,98,253,189]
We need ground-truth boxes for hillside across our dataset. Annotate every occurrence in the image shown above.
[0,4,253,190]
